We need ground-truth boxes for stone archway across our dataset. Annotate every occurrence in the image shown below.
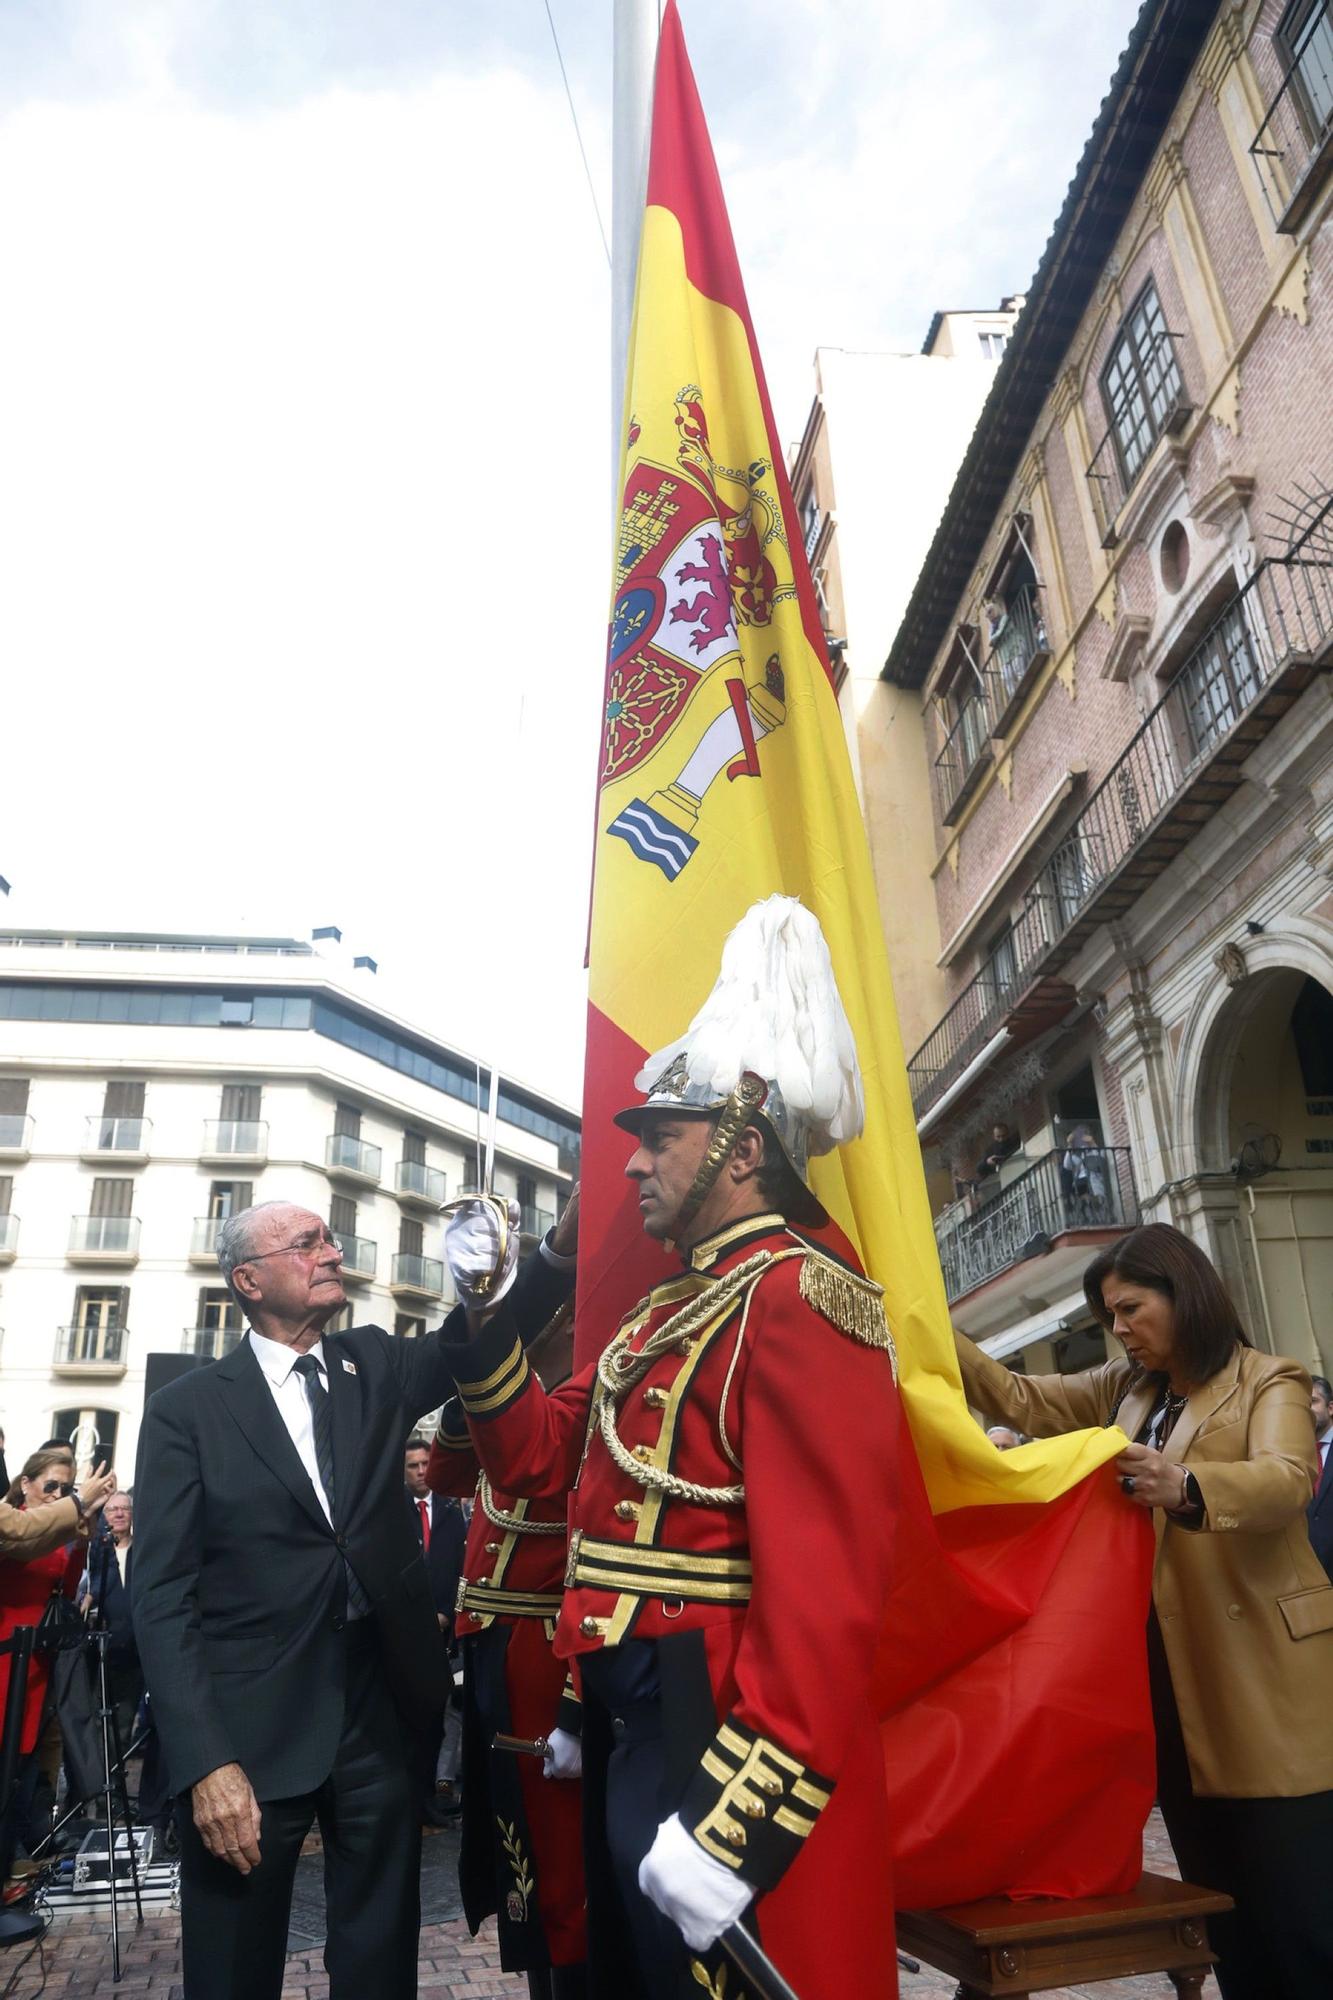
[1171,918,1333,1368]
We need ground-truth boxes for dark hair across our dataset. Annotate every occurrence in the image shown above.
[1083,1223,1251,1384]
[754,1127,824,1228]
[1313,1376,1333,1401]
[6,1445,74,1509]
[405,1435,429,1454]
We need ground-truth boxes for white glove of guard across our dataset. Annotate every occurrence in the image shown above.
[638,1812,752,1952]
[445,1198,521,1313]
[541,1726,582,1781]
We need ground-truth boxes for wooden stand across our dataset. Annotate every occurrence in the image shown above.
[897,1871,1233,1998]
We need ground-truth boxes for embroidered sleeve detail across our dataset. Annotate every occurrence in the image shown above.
[455,1323,531,1420]
[556,1670,582,1738]
[797,1251,896,1371]
[679,1715,833,1893]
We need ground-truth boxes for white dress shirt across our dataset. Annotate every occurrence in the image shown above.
[1318,1433,1330,1489]
[247,1329,333,1525]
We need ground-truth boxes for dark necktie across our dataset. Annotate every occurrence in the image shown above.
[293,1353,369,1616]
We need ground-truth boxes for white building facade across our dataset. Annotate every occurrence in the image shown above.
[0,929,579,1474]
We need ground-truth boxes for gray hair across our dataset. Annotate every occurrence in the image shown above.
[216,1200,296,1302]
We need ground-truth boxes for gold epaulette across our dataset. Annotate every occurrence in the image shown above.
[797,1249,897,1374]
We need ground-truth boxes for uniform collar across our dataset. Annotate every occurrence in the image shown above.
[247,1326,326,1388]
[685,1212,788,1272]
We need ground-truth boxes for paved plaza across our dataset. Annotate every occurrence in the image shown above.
[0,1812,1216,2000]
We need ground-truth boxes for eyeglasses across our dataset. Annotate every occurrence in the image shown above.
[242,1229,343,1264]
[39,1480,73,1498]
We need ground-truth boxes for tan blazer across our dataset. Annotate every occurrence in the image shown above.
[0,1497,85,1563]
[955,1333,1333,1798]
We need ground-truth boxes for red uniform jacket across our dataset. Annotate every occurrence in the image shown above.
[427,1432,586,1967]
[452,1214,900,1998]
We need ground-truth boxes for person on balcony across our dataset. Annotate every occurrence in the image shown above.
[1060,1125,1107,1213]
[971,1122,1020,1191]
[953,1222,1333,2000]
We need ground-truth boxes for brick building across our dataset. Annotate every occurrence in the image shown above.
[877,0,1333,1374]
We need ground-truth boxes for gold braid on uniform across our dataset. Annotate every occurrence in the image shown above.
[797,1251,898,1378]
[478,1472,566,1537]
[592,1251,785,1508]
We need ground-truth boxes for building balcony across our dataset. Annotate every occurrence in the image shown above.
[984,587,1050,733]
[54,1323,128,1375]
[201,1119,269,1164]
[395,1160,447,1209]
[325,1133,382,1186]
[80,1116,151,1163]
[0,1114,33,1160]
[0,1214,17,1263]
[182,1324,243,1361]
[390,1252,445,1299]
[334,1232,377,1281]
[937,1147,1137,1312]
[67,1215,140,1263]
[933,689,994,825]
[519,1204,554,1242]
[908,511,1333,1128]
[1250,2,1333,235]
[189,1217,222,1263]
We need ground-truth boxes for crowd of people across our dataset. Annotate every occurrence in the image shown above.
[0,901,1328,2000]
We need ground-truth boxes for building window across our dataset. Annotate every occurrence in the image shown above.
[207,1180,252,1220]
[1099,282,1185,487]
[398,1215,424,1257]
[221,1083,262,1121]
[52,1407,119,1464]
[1276,0,1333,142]
[980,922,1018,1009]
[220,997,253,1026]
[978,329,1007,359]
[800,486,820,558]
[394,1313,426,1340]
[1175,597,1261,756]
[330,1194,358,1241]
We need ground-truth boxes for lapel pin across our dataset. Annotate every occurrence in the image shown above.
[342,1359,357,1375]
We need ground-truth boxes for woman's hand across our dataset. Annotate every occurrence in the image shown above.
[77,1463,116,1519]
[1115,1442,1188,1511]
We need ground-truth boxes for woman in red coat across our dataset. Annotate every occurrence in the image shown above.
[0,1448,89,1759]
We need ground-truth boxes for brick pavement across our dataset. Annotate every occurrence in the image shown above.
[0,1812,1217,2000]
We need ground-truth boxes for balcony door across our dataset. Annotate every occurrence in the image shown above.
[73,1286,127,1362]
[89,1176,133,1253]
[52,1406,119,1465]
[207,1180,252,1221]
[1177,599,1261,758]
[398,1216,424,1258]
[196,1287,243,1358]
[0,1078,28,1149]
[100,1079,145,1149]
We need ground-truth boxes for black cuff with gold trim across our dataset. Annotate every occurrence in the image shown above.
[453,1305,531,1422]
[556,1669,582,1739]
[680,1716,833,1894]
[434,1395,472,1449]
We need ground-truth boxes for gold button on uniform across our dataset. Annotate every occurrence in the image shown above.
[1227,1603,1242,1620]
[614,1499,640,1521]
[580,1615,602,1639]
[643,1386,669,1410]
[724,1825,746,1847]
[484,1541,501,1555]
[741,1799,766,1819]
[632,1443,654,1464]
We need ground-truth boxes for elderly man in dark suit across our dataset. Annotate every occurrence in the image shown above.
[1308,1374,1333,1580]
[132,1198,574,2000]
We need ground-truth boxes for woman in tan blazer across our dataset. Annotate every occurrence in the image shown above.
[955,1223,1333,2000]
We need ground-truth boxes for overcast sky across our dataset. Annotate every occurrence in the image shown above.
[0,0,1136,1107]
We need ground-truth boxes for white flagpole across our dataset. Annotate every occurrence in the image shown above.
[610,0,658,494]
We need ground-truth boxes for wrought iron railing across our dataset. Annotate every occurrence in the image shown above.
[909,497,1333,1118]
[986,588,1048,714]
[1085,331,1188,543]
[937,1147,1137,1303]
[933,688,994,822]
[1250,0,1333,230]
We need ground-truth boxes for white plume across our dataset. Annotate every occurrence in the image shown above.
[634,896,864,1153]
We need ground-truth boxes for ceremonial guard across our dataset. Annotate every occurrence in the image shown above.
[428,1299,588,2000]
[443,899,901,2000]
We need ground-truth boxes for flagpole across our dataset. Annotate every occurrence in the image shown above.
[610,0,657,493]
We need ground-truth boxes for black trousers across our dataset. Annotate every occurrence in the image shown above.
[178,1626,421,2000]
[1149,1614,1333,2000]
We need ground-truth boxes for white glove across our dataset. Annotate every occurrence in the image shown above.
[638,1813,752,1952]
[541,1726,582,1781]
[446,1198,521,1313]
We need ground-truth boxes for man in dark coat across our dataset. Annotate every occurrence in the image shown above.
[404,1433,467,1822]
[132,1199,572,2000]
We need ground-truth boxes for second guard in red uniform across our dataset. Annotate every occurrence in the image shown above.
[443,899,901,2000]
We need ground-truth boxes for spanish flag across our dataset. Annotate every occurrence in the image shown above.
[581,0,1154,1906]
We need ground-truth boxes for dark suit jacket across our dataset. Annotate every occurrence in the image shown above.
[1308,1438,1333,1578]
[407,1490,467,1632]
[86,1530,137,1664]
[132,1251,571,1801]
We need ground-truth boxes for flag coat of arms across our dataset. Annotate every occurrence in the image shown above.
[580,0,1155,1953]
